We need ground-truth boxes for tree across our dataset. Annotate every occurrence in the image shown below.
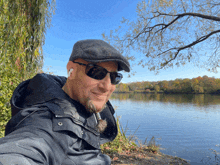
[103,0,220,73]
[158,80,169,91]
[215,79,220,87]
[154,84,160,92]
[203,77,217,93]
[193,85,199,93]
[180,78,192,93]
[0,0,56,137]
[142,81,150,89]
[127,82,137,91]
[115,83,129,92]
[191,78,199,87]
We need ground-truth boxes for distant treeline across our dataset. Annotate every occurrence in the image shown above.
[115,75,220,94]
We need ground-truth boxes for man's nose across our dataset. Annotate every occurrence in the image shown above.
[98,73,112,92]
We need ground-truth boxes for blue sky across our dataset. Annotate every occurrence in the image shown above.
[43,0,220,83]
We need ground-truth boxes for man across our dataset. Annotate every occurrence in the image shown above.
[0,39,130,165]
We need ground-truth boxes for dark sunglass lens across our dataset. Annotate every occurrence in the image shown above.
[86,64,122,84]
[86,65,107,80]
[110,73,122,84]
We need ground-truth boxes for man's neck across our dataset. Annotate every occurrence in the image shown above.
[62,83,71,98]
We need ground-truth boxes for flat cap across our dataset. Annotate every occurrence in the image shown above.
[69,39,130,72]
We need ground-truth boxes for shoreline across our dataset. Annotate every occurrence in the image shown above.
[113,91,219,94]
[106,149,190,165]
[102,117,191,165]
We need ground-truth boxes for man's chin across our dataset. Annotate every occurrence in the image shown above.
[93,100,106,111]
[85,99,106,113]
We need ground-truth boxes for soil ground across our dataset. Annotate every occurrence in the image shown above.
[107,150,191,165]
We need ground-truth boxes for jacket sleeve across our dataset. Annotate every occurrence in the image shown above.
[0,154,38,165]
[0,135,48,165]
[0,108,59,165]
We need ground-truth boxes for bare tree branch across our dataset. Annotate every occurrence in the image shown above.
[157,12,220,21]
[104,0,220,72]
[180,0,187,13]
[136,11,220,43]
[160,29,220,69]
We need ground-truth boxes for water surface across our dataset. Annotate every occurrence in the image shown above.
[110,93,220,165]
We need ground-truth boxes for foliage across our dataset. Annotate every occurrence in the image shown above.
[146,136,160,153]
[101,116,138,154]
[114,75,220,94]
[0,0,56,137]
[103,0,220,73]
[154,84,160,92]
[115,83,130,92]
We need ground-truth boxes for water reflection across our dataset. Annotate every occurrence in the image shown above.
[111,93,220,107]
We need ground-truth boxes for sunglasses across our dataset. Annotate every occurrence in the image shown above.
[72,61,123,85]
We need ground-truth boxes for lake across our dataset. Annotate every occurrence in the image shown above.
[110,93,220,165]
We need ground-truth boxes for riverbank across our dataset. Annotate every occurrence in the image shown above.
[107,150,190,165]
[114,90,220,94]
[101,117,190,165]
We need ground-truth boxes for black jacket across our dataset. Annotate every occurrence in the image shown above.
[0,73,117,165]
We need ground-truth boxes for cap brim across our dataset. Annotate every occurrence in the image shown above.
[83,58,130,72]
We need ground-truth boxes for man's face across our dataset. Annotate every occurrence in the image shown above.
[69,59,117,113]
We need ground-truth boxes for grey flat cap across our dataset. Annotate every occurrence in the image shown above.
[69,39,130,72]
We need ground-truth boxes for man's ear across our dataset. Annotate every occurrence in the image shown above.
[68,68,73,77]
[67,61,76,80]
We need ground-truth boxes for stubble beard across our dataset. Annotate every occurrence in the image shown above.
[85,98,105,113]
[85,98,107,133]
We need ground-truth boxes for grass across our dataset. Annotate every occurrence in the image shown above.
[101,116,160,155]
[201,147,220,165]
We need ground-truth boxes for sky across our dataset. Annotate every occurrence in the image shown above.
[43,0,220,83]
